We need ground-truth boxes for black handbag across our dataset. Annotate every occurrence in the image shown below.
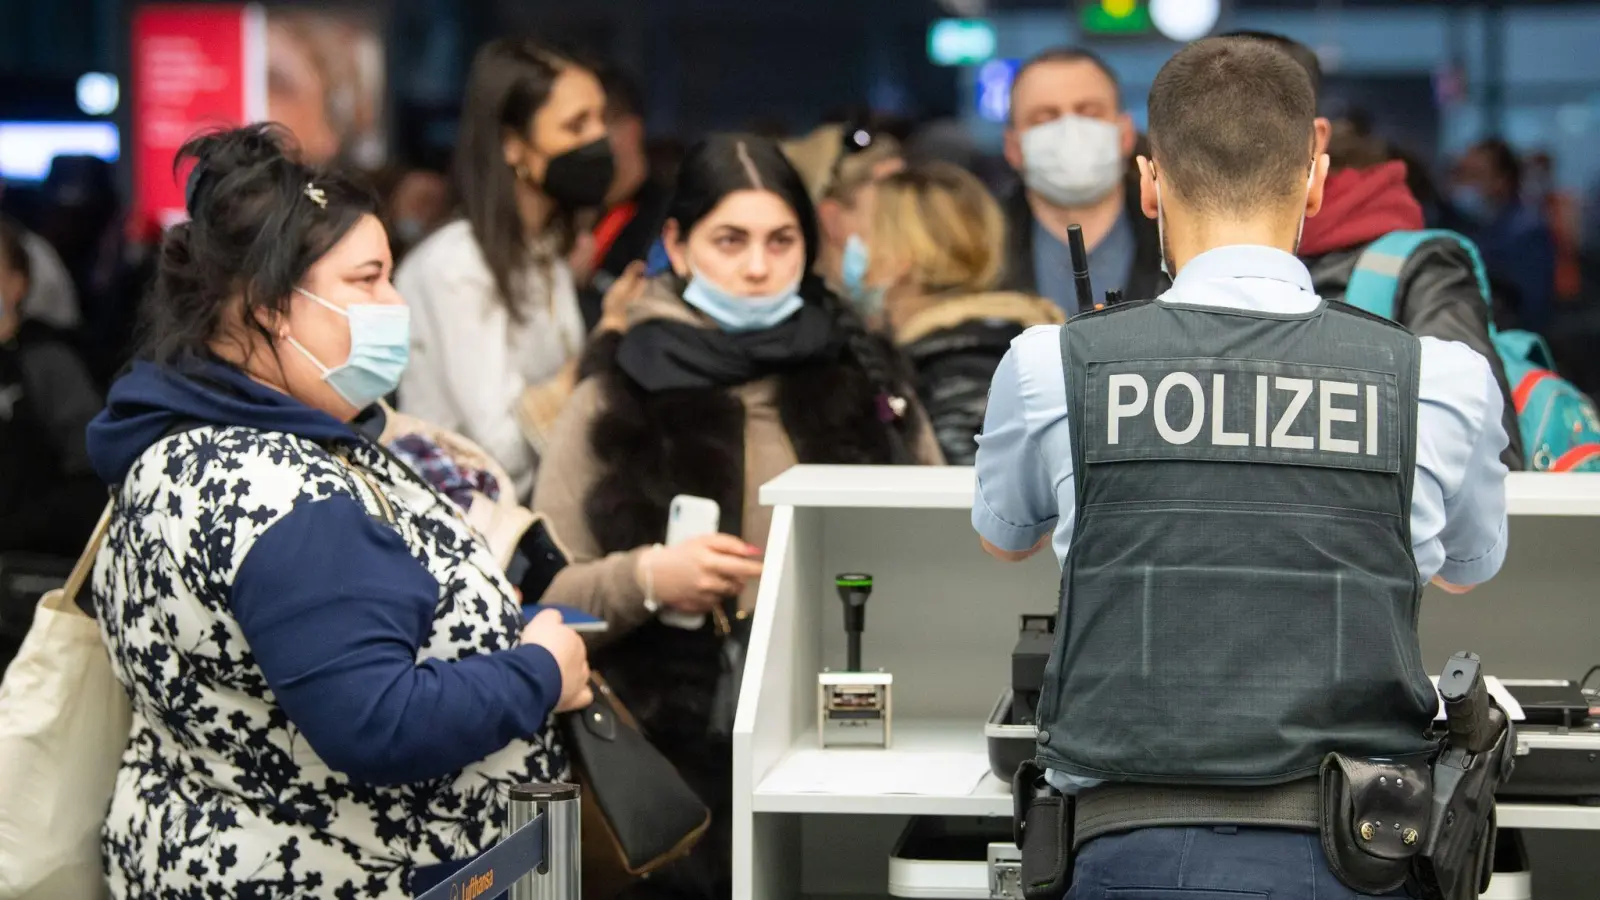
[561,673,711,890]
[707,599,751,742]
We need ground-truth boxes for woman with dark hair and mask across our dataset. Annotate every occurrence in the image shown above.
[85,124,593,898]
[533,133,944,898]
[397,37,619,501]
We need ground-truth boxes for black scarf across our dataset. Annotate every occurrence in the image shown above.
[615,302,843,392]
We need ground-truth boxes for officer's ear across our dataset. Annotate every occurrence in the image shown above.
[1314,117,1332,158]
[1136,156,1160,220]
[1305,153,1331,219]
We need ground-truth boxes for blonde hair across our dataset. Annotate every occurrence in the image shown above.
[870,162,1005,295]
[781,123,903,207]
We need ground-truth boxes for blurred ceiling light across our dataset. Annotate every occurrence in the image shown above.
[976,59,1018,123]
[929,18,997,67]
[1150,0,1220,42]
[76,73,119,116]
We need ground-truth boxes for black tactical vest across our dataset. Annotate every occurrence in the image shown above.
[1037,297,1438,786]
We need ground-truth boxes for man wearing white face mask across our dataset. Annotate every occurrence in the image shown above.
[1000,47,1168,315]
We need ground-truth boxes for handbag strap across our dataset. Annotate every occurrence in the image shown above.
[59,503,114,616]
[332,450,399,526]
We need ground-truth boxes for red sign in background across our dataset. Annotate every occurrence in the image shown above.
[131,3,263,232]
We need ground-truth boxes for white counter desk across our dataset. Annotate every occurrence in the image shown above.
[730,466,1600,899]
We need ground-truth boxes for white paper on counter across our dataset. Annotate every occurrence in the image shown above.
[1430,675,1526,722]
[760,749,990,796]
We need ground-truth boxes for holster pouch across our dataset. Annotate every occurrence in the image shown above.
[1013,760,1073,900]
[1318,752,1433,895]
[1411,705,1516,900]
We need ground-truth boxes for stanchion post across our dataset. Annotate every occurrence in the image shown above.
[509,783,581,900]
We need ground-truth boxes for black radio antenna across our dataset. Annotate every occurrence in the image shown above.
[1067,224,1095,313]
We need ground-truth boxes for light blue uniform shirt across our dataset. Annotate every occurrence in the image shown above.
[971,245,1512,791]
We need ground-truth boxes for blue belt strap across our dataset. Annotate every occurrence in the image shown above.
[413,813,547,900]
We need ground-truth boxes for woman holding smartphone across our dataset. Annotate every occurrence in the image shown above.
[533,133,943,897]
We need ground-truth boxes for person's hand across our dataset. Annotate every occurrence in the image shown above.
[639,534,764,614]
[520,609,594,712]
[1430,575,1476,595]
[598,261,649,333]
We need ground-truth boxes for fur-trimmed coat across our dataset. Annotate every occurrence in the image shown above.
[531,281,943,634]
[893,291,1064,466]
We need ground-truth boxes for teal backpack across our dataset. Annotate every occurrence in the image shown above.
[1345,229,1600,472]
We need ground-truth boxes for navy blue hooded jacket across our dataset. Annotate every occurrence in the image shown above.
[86,360,564,789]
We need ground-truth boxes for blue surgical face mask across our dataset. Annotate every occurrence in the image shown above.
[681,266,803,333]
[840,234,885,318]
[1451,185,1491,224]
[394,218,427,245]
[842,234,870,292]
[287,288,411,409]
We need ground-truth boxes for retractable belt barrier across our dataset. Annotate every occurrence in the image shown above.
[414,783,581,900]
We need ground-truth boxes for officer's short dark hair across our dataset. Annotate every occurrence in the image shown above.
[1147,37,1316,217]
[1221,30,1322,99]
[1011,46,1122,117]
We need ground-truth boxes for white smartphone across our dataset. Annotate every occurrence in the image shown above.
[660,495,721,629]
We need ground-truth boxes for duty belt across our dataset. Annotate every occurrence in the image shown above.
[1016,653,1513,900]
[1072,779,1321,849]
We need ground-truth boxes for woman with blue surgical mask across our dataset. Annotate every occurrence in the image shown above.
[532,132,943,897]
[84,124,594,900]
[864,163,1063,466]
[779,120,905,319]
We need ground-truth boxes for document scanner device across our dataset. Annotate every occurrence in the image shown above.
[818,573,892,748]
[1497,679,1600,803]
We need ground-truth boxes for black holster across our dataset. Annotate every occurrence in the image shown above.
[1319,711,1515,899]
[1410,706,1516,900]
[1013,760,1073,900]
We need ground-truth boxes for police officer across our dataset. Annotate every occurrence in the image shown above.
[972,38,1510,899]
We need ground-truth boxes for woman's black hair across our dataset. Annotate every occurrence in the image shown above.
[139,123,378,367]
[665,133,916,437]
[455,36,585,322]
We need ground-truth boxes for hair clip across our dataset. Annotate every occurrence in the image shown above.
[304,183,327,209]
[876,393,908,423]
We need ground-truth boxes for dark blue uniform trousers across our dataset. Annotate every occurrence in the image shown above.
[1064,826,1414,900]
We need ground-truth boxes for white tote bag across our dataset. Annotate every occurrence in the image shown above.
[0,506,128,900]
